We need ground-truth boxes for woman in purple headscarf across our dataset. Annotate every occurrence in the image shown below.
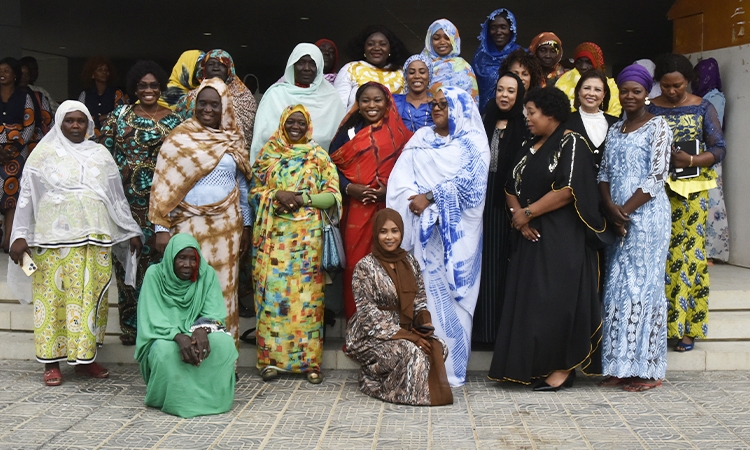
[598,64,672,392]
[692,58,729,262]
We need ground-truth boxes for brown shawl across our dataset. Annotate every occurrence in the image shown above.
[149,78,253,228]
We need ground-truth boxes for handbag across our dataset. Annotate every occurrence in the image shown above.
[321,204,346,273]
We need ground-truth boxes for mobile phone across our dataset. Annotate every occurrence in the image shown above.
[21,252,37,276]
[414,325,435,333]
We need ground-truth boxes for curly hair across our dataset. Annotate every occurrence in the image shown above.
[0,57,22,86]
[348,25,409,71]
[573,69,611,111]
[524,86,571,123]
[126,60,168,99]
[499,48,544,89]
[654,53,694,82]
[81,56,118,88]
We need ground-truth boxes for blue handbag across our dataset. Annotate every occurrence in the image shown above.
[321,206,346,273]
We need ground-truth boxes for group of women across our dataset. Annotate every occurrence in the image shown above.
[3,6,729,416]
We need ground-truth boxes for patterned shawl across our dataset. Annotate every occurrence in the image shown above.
[149,78,252,228]
[472,8,522,111]
[163,50,203,108]
[692,58,722,98]
[422,19,479,104]
[175,49,257,148]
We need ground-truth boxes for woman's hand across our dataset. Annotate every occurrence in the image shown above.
[362,179,387,205]
[509,207,531,230]
[275,190,304,214]
[413,322,435,338]
[129,237,143,257]
[614,222,628,237]
[174,333,200,366]
[9,238,29,265]
[346,183,370,203]
[519,224,541,242]
[671,145,692,169]
[414,336,432,354]
[407,194,431,216]
[240,227,251,257]
[154,232,171,254]
[192,327,211,364]
[603,201,630,227]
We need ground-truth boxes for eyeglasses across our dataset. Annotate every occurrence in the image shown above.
[136,82,160,91]
[429,100,449,110]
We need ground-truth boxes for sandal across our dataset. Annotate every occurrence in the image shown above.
[44,367,62,386]
[240,328,256,345]
[260,367,278,382]
[119,334,136,346]
[306,371,323,384]
[623,379,662,392]
[74,362,109,378]
[597,376,631,387]
[675,337,695,352]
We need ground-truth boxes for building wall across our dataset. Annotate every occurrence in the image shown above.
[686,46,750,267]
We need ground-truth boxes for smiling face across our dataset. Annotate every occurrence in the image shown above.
[431,29,453,57]
[358,85,388,124]
[173,248,198,281]
[135,73,161,107]
[0,63,15,87]
[378,219,402,252]
[406,60,429,95]
[284,111,309,143]
[364,32,391,68]
[577,77,605,113]
[61,110,89,143]
[509,61,531,91]
[659,71,689,105]
[318,42,336,74]
[495,75,519,112]
[489,16,511,50]
[293,54,317,86]
[525,101,558,137]
[431,90,450,135]
[575,57,594,73]
[536,44,561,70]
[195,87,222,129]
[619,80,648,115]
[204,57,229,82]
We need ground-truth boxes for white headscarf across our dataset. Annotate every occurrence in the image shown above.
[249,43,346,163]
[634,59,661,98]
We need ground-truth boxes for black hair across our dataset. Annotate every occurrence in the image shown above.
[126,60,168,99]
[499,48,544,90]
[348,25,409,70]
[0,57,22,86]
[654,53,694,82]
[573,69,611,111]
[337,82,391,132]
[524,86,571,123]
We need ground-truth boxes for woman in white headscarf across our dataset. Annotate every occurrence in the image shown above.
[8,100,143,386]
[387,86,490,387]
[250,43,346,163]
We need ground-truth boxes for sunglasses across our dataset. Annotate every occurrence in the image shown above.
[136,82,160,91]
[429,100,449,110]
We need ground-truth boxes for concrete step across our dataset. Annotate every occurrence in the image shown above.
[2,331,749,372]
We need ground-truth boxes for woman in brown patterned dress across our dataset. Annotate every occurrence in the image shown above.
[345,208,453,406]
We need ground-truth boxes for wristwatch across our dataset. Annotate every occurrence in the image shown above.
[425,191,435,203]
[524,207,533,217]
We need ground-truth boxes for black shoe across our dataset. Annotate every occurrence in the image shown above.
[533,370,576,392]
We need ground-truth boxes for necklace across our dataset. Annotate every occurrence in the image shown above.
[621,109,647,133]
[137,104,160,122]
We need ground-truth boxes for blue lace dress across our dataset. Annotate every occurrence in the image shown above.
[598,116,672,379]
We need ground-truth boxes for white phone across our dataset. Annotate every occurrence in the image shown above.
[21,252,37,276]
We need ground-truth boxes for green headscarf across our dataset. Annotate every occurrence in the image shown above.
[134,234,227,376]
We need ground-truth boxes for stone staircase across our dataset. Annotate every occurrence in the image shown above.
[1,257,748,372]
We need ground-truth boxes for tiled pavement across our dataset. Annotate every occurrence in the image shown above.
[1,361,750,449]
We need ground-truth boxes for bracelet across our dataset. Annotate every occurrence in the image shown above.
[689,155,694,168]
[344,184,350,195]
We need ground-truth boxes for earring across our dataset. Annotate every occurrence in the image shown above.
[645,97,651,105]
[364,53,367,58]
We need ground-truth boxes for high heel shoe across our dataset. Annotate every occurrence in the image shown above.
[533,370,576,392]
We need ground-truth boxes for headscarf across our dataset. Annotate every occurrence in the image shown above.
[149,78,252,229]
[422,19,479,103]
[616,64,654,92]
[472,8,522,111]
[692,58,722,98]
[634,59,661,98]
[250,43,346,163]
[574,42,605,71]
[402,54,433,94]
[134,234,227,371]
[481,72,528,203]
[529,32,562,55]
[175,49,257,147]
[164,50,203,108]
[315,38,339,74]
[256,104,315,165]
[371,208,417,326]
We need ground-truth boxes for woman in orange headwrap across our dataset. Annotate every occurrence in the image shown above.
[555,42,622,116]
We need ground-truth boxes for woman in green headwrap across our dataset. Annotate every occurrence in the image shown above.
[135,233,238,418]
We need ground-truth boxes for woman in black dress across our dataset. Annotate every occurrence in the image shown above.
[473,72,527,344]
[488,87,605,390]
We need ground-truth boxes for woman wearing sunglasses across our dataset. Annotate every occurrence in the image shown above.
[387,86,489,387]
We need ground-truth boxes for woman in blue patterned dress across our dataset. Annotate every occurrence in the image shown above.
[99,61,182,345]
[598,65,672,392]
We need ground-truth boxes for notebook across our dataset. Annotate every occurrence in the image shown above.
[673,140,700,179]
